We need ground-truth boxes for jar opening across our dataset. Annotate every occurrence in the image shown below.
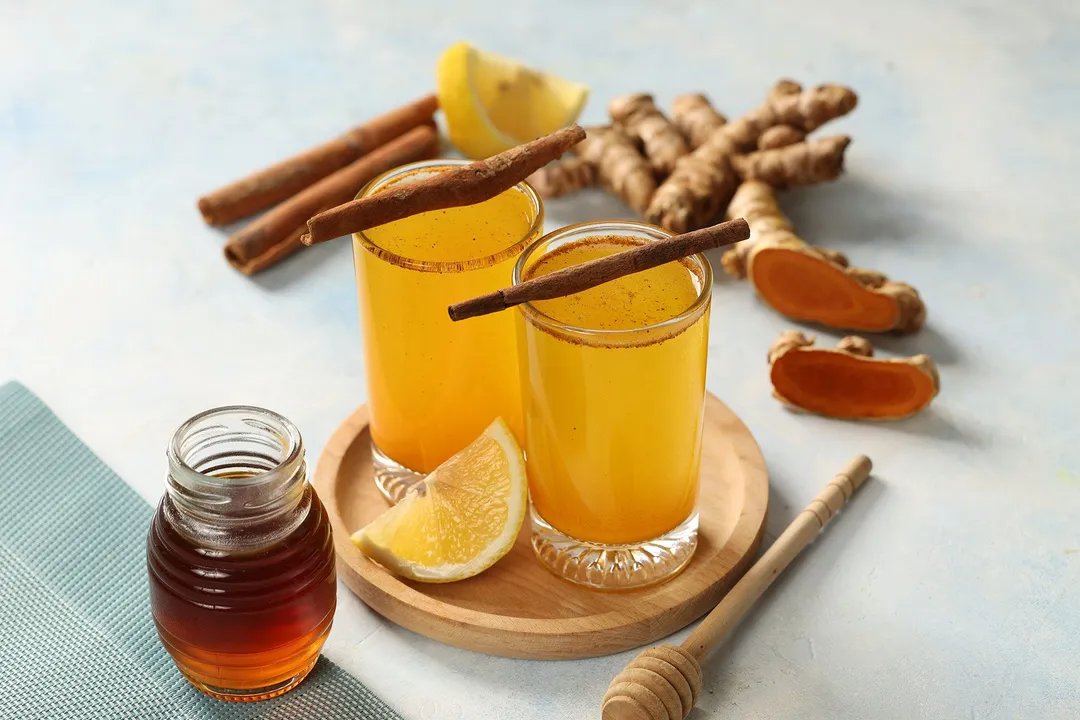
[168,406,303,487]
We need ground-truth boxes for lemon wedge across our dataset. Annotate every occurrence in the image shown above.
[352,417,527,582]
[436,41,589,158]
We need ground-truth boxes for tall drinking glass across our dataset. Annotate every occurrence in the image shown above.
[514,220,712,590]
[353,160,544,502]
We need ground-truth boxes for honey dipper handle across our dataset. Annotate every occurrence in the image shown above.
[682,454,872,658]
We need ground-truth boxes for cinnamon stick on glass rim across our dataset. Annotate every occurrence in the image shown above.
[198,94,439,226]
[224,125,439,275]
[300,124,587,245]
[447,217,751,321]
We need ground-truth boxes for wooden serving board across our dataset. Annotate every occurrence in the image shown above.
[313,392,769,660]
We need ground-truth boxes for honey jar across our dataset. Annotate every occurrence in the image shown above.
[146,406,336,701]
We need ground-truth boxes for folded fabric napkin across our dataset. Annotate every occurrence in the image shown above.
[0,381,400,720]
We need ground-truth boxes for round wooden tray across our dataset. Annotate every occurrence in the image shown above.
[312,392,769,660]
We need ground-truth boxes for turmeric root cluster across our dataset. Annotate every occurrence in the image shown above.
[528,78,941,421]
[529,79,857,233]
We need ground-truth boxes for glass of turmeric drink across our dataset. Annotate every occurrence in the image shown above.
[514,220,712,590]
[353,160,543,502]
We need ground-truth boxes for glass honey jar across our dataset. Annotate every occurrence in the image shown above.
[146,406,337,702]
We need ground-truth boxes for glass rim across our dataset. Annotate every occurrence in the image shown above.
[512,219,714,338]
[352,158,545,273]
[167,405,303,488]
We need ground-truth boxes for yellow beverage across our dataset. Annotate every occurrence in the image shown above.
[515,221,711,590]
[353,160,543,496]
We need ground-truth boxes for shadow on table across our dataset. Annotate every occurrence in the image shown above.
[249,239,351,291]
[885,407,982,447]
[779,172,929,247]
[701,468,886,686]
[778,404,981,448]
[871,323,961,366]
[757,463,886,552]
[202,210,353,290]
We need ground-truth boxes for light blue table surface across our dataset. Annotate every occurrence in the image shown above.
[2,2,1077,719]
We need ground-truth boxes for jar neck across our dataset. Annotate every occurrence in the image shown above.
[165,406,308,548]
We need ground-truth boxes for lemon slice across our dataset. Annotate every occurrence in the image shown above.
[436,41,589,158]
[351,418,527,582]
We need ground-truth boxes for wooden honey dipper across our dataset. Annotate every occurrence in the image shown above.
[602,454,873,720]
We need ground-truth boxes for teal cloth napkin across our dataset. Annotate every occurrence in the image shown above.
[0,381,401,720]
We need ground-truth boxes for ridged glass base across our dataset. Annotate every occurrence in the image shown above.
[182,655,317,702]
[530,506,698,591]
[371,441,426,504]
[160,615,332,703]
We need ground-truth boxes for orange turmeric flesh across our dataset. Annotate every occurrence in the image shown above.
[749,246,901,332]
[770,349,937,419]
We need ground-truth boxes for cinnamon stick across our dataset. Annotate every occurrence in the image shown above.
[447,217,751,321]
[198,94,439,226]
[301,124,587,246]
[223,124,439,275]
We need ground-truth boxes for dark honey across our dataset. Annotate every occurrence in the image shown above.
[146,407,336,701]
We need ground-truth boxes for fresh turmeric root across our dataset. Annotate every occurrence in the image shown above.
[608,93,689,176]
[749,238,926,333]
[768,331,939,419]
[767,79,803,102]
[724,180,925,333]
[722,180,846,279]
[647,81,857,233]
[721,179,800,279]
[732,135,851,189]
[533,126,654,215]
[723,80,855,147]
[671,93,727,149]
[526,155,596,199]
[757,125,807,150]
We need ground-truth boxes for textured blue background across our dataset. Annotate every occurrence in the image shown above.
[1,2,1078,718]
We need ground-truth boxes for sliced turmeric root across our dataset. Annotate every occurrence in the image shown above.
[724,180,926,333]
[748,241,925,332]
[768,331,939,420]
